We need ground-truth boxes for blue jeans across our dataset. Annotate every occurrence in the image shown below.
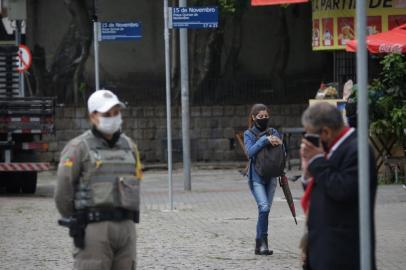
[249,178,277,239]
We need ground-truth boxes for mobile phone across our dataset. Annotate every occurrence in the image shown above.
[304,133,320,147]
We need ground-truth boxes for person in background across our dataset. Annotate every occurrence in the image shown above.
[300,102,377,270]
[244,104,283,255]
[345,98,357,128]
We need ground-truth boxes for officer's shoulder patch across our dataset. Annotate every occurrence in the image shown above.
[62,156,74,168]
[59,135,87,167]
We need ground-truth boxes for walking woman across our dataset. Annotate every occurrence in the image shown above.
[244,104,283,255]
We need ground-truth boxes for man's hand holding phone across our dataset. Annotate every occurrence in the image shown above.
[301,133,325,162]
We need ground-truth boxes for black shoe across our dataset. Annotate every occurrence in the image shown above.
[255,239,261,254]
[258,236,273,255]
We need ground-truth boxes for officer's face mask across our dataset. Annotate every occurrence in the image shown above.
[97,113,122,135]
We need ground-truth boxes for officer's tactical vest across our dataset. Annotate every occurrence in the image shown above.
[74,132,140,212]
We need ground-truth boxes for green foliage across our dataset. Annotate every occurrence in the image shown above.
[219,0,236,13]
[79,82,87,94]
[218,0,249,14]
[391,106,406,138]
[381,53,406,95]
[368,53,406,142]
[352,54,406,184]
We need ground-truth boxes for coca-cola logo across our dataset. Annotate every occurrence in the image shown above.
[378,43,404,53]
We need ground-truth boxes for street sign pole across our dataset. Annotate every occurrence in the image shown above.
[179,0,192,191]
[93,21,142,92]
[356,1,371,270]
[93,20,100,91]
[164,0,174,210]
[15,20,24,97]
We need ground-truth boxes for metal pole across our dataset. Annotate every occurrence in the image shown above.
[93,20,100,91]
[179,0,191,191]
[356,1,371,270]
[164,0,174,210]
[15,20,24,97]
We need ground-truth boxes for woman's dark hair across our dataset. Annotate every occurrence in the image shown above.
[248,104,269,128]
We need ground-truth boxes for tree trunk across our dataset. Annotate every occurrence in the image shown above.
[220,11,244,80]
[190,29,221,99]
[269,7,290,97]
[28,0,92,105]
[189,5,247,103]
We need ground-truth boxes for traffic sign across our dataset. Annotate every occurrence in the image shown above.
[170,6,219,29]
[16,44,31,72]
[98,22,142,41]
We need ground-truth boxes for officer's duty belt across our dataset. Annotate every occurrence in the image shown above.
[87,208,139,223]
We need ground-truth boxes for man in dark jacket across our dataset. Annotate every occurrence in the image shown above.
[300,102,377,270]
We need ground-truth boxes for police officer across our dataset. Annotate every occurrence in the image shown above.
[55,90,142,270]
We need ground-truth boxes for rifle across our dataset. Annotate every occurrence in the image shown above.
[58,211,87,249]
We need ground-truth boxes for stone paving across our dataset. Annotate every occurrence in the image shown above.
[0,168,405,270]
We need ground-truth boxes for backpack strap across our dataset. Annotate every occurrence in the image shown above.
[250,127,279,138]
[248,128,260,138]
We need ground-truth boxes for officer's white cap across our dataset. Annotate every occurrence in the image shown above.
[87,90,126,113]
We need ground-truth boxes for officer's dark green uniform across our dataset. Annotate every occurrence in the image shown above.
[55,90,142,270]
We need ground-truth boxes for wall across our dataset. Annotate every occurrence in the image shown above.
[26,1,331,105]
[40,104,307,164]
[86,0,165,87]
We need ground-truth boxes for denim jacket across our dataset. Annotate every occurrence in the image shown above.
[244,126,282,183]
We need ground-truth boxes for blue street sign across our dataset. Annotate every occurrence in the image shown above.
[98,22,142,41]
[170,6,218,29]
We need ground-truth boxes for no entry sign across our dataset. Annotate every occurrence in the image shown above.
[16,44,32,73]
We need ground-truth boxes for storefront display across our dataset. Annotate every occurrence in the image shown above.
[312,0,406,50]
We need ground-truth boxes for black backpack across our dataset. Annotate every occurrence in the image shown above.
[249,128,286,180]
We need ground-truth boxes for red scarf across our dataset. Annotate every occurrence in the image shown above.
[300,127,351,214]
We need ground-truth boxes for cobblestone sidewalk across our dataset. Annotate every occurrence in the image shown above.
[0,169,405,269]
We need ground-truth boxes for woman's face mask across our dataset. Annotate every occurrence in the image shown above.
[97,113,122,135]
[255,118,269,130]
[254,110,269,130]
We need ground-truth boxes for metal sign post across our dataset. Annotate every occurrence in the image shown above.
[168,4,218,192]
[93,20,100,91]
[164,0,174,210]
[356,0,371,270]
[179,0,191,191]
[15,20,24,97]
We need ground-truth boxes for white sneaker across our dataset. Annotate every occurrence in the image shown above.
[403,184,406,190]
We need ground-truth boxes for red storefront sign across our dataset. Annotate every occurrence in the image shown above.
[252,0,308,6]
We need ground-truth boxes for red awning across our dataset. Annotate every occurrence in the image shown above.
[252,0,308,6]
[346,24,406,54]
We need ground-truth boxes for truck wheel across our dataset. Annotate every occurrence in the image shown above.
[5,173,21,193]
[21,172,37,194]
[0,172,6,188]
